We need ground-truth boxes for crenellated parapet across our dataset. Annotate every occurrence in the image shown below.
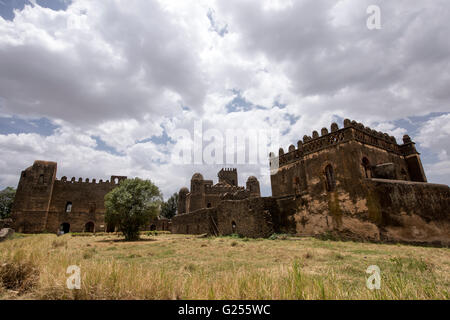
[272,119,415,168]
[57,175,127,185]
[205,184,245,194]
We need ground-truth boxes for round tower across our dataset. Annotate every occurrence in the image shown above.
[177,187,189,215]
[246,176,260,197]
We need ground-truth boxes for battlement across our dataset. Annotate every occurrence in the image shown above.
[205,184,245,194]
[218,168,238,186]
[219,168,237,172]
[272,119,413,168]
[57,175,127,185]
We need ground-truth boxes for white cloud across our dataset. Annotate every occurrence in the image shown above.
[1,0,450,197]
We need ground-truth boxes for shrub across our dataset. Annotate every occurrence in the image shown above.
[0,261,39,294]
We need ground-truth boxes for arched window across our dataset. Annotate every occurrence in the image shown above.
[231,221,237,234]
[38,174,44,184]
[325,165,335,192]
[362,157,372,178]
[207,202,212,208]
[65,202,72,213]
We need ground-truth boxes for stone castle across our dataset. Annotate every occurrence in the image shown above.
[10,119,450,245]
[10,161,128,233]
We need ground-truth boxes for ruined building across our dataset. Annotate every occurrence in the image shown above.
[10,119,450,245]
[177,168,261,214]
[11,161,127,233]
[171,119,449,245]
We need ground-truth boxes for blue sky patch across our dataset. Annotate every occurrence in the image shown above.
[0,0,71,20]
[0,116,58,136]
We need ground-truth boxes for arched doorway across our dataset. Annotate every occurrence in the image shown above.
[60,223,70,234]
[231,221,237,234]
[84,221,95,233]
[150,224,156,231]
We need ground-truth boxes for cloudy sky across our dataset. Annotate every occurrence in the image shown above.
[0,0,449,199]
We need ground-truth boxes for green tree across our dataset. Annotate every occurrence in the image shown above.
[160,192,178,219]
[105,178,162,241]
[0,187,16,219]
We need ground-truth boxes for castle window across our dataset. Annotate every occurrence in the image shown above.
[232,221,237,234]
[38,174,44,184]
[65,202,72,213]
[207,203,212,208]
[362,157,372,178]
[325,165,335,192]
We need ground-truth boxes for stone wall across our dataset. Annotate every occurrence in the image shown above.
[171,198,274,238]
[11,161,124,233]
[365,179,450,245]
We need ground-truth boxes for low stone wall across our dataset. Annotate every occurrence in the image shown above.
[277,179,450,245]
[365,179,450,245]
[0,218,13,229]
[216,198,274,238]
[171,208,214,235]
[171,198,274,238]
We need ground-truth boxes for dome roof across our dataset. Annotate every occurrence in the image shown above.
[191,173,204,180]
[179,187,189,194]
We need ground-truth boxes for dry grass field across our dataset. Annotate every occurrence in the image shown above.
[0,232,449,300]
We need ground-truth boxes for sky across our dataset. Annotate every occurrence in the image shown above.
[0,0,449,199]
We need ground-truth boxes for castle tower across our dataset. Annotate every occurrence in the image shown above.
[246,176,261,197]
[218,168,238,186]
[177,187,189,214]
[188,173,205,212]
[11,160,57,232]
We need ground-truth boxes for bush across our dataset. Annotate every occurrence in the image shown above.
[0,261,39,294]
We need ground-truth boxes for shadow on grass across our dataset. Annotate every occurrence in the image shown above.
[95,238,158,243]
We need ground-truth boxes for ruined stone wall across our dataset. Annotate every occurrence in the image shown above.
[364,179,450,244]
[171,198,274,238]
[11,161,124,233]
[171,208,214,235]
[147,218,171,232]
[11,161,57,233]
[44,180,118,233]
[215,198,274,238]
[269,178,449,245]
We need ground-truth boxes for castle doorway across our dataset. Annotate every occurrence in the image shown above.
[231,221,237,233]
[84,221,95,233]
[60,223,70,234]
